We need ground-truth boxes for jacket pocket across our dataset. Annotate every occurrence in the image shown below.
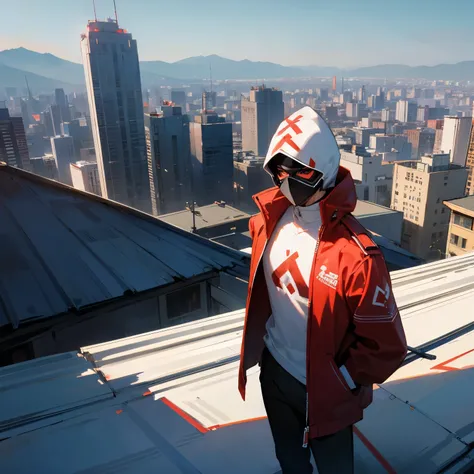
[329,359,352,392]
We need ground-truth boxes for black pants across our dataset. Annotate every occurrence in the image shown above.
[260,347,354,474]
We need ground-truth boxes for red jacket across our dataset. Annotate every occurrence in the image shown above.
[239,167,407,438]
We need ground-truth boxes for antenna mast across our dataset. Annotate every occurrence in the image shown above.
[113,0,119,25]
[25,76,32,99]
[92,0,97,21]
[209,64,213,92]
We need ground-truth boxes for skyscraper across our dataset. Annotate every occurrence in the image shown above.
[189,113,233,205]
[241,86,284,156]
[81,18,151,213]
[202,91,217,112]
[41,109,55,137]
[396,100,417,123]
[381,108,395,122]
[440,116,472,167]
[170,90,186,109]
[49,104,62,136]
[405,128,435,159]
[375,89,385,110]
[51,135,75,185]
[391,154,468,260]
[55,88,71,123]
[61,119,93,158]
[316,88,329,101]
[0,106,29,169]
[345,101,359,119]
[145,104,192,216]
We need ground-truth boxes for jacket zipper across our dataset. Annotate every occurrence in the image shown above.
[303,224,325,448]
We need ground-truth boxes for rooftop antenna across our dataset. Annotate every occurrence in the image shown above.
[92,0,97,21]
[24,75,32,100]
[113,0,119,24]
[209,63,213,92]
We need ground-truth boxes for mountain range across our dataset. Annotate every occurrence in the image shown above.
[2,47,474,94]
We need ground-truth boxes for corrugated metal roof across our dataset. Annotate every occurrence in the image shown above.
[0,164,249,329]
[1,253,474,473]
[0,351,113,435]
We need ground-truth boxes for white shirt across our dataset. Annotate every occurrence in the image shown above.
[263,202,322,384]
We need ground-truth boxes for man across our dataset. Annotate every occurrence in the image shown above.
[238,106,407,473]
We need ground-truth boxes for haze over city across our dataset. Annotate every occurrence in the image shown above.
[1,0,474,67]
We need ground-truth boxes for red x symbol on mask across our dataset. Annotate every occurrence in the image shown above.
[271,133,301,155]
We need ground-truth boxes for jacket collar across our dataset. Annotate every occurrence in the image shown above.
[253,167,357,238]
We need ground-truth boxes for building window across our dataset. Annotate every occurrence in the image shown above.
[441,208,446,214]
[433,222,437,227]
[450,234,467,248]
[166,284,202,319]
[453,213,473,230]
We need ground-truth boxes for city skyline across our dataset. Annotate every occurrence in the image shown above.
[1,0,474,68]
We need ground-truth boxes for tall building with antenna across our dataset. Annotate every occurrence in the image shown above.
[202,91,217,112]
[202,64,217,112]
[80,7,151,212]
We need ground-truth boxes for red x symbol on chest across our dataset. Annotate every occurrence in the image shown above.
[277,115,303,136]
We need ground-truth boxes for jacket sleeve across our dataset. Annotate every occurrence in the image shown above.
[343,251,407,386]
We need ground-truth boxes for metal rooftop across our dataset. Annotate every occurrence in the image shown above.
[159,203,250,232]
[1,253,474,473]
[444,195,474,214]
[0,164,249,329]
[353,200,401,218]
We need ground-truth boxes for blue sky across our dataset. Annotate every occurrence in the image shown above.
[0,0,473,67]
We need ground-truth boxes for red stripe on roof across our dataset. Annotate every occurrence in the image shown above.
[208,416,267,431]
[430,348,474,372]
[160,397,208,434]
[354,426,396,474]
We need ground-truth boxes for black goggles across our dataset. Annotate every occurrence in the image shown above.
[269,155,323,187]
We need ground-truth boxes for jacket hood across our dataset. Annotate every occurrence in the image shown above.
[264,106,341,191]
[253,167,357,236]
